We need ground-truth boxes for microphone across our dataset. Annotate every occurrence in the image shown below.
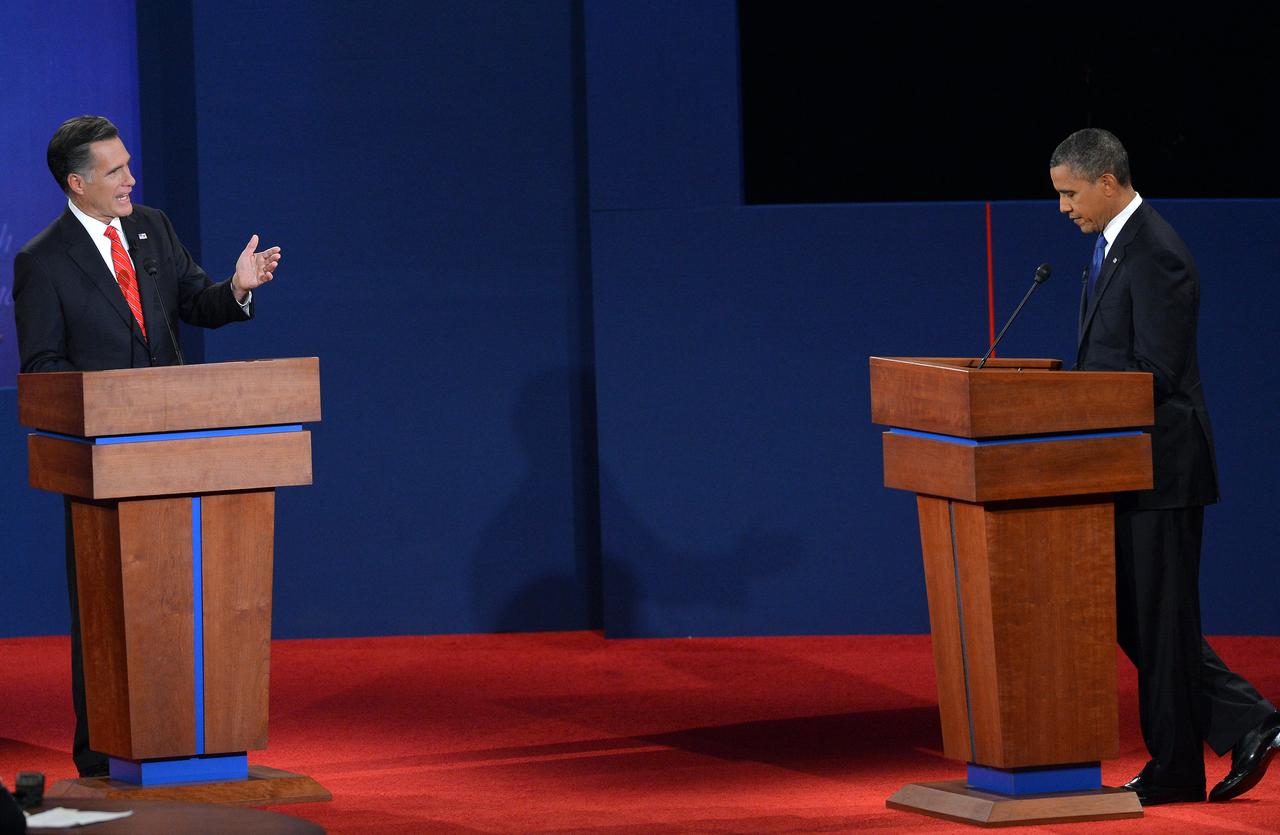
[976,263,1051,369]
[139,253,185,366]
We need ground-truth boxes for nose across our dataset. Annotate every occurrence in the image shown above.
[123,165,136,187]
[1058,195,1070,213]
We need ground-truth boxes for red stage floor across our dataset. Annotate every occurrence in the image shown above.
[2,633,1277,832]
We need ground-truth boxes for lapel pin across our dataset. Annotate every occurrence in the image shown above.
[138,233,148,240]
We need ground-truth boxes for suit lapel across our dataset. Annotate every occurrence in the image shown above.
[1077,202,1150,353]
[60,209,149,351]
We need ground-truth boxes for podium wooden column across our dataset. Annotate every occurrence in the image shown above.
[18,358,329,806]
[870,357,1152,826]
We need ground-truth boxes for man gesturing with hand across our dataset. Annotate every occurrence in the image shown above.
[14,114,279,373]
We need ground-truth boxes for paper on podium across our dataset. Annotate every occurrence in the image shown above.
[24,806,133,828]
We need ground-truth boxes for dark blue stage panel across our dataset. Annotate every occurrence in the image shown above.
[187,1,595,636]
[583,0,741,211]
[984,202,1084,365]
[591,203,989,637]
[0,0,142,636]
[1160,200,1280,635]
[0,0,142,386]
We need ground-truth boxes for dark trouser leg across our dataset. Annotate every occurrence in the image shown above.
[1114,506,1207,788]
[1200,637,1276,755]
[1115,506,1277,779]
[65,497,106,776]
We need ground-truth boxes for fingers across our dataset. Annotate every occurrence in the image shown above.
[256,250,280,285]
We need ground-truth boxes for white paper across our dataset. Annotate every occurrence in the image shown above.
[24,806,134,828]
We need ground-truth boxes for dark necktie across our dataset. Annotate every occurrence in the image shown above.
[1086,233,1107,298]
[104,225,147,339]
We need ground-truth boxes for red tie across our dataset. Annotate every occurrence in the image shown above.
[104,225,147,339]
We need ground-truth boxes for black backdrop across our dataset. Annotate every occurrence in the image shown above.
[740,4,1278,203]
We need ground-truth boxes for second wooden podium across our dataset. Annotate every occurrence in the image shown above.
[19,357,329,805]
[871,356,1152,826]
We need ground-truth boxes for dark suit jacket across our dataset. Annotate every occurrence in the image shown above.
[1076,200,1218,509]
[13,203,250,372]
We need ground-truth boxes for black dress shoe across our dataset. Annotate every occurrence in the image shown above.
[1210,712,1280,802]
[77,764,109,779]
[1123,772,1205,806]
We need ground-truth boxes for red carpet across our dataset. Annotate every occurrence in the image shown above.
[2,633,1277,833]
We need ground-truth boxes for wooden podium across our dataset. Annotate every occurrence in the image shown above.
[18,358,330,806]
[870,357,1152,826]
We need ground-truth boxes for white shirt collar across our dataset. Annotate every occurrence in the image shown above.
[67,198,127,248]
[1102,192,1142,254]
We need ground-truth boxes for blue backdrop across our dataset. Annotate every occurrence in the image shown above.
[0,0,143,637]
[2,1,1276,638]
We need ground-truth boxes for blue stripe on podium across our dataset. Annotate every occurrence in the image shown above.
[109,753,247,786]
[34,424,302,445]
[967,762,1102,796]
[888,428,1143,447]
[193,496,205,755]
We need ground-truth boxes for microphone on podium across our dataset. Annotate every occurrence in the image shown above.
[976,263,1051,369]
[124,225,185,366]
[140,256,185,366]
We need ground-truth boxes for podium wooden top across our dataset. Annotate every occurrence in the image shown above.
[870,356,1154,438]
[18,358,322,437]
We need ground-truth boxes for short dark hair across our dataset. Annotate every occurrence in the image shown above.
[1050,128,1131,187]
[47,115,119,195]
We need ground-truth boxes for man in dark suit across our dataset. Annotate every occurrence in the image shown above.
[12,115,281,776]
[1051,128,1279,805]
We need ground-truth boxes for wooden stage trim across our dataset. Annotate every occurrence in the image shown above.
[46,765,331,807]
[887,780,1142,827]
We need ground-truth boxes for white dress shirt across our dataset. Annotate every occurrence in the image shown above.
[67,198,131,281]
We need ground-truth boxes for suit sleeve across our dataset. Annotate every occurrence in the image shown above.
[12,249,77,373]
[157,210,253,328]
[1127,247,1197,405]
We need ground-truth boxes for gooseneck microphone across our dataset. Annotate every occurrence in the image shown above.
[140,255,185,366]
[976,263,1052,369]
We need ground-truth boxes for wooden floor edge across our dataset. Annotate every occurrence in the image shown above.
[47,765,331,807]
[887,782,1144,828]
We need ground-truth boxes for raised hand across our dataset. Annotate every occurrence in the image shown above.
[232,234,282,301]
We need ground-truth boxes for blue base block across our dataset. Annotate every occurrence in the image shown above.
[109,753,248,786]
[967,762,1101,796]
